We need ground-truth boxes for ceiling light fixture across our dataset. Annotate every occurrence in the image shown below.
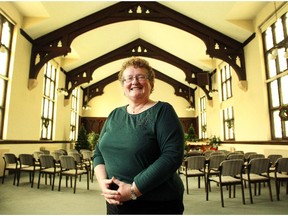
[82,104,92,110]
[57,88,68,96]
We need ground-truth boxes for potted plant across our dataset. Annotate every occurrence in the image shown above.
[209,135,221,150]
[87,131,100,150]
[75,126,91,151]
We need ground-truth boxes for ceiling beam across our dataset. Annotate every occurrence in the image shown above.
[28,1,246,88]
[65,38,211,99]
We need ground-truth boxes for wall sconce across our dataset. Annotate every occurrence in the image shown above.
[284,48,288,59]
[186,105,195,111]
[57,88,68,96]
[269,48,278,60]
[0,44,6,53]
[208,89,218,97]
[82,104,92,110]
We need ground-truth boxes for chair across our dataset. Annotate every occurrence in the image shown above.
[206,159,245,207]
[186,150,203,157]
[81,150,94,182]
[2,153,19,185]
[58,155,89,193]
[183,156,206,195]
[227,153,245,161]
[242,158,273,204]
[17,154,40,187]
[33,151,44,166]
[204,150,215,160]
[37,154,61,190]
[267,154,283,172]
[206,154,226,191]
[271,157,288,201]
[244,152,257,162]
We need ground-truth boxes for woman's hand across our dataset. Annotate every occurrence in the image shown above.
[98,178,122,205]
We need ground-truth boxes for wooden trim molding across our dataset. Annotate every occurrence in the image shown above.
[0,140,72,145]
[221,140,288,145]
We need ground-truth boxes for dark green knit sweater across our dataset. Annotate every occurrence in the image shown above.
[93,101,184,201]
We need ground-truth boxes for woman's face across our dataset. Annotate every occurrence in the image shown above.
[122,66,153,101]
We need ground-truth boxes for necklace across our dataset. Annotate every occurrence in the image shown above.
[129,100,150,114]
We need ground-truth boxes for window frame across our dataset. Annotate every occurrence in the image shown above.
[262,12,288,140]
[0,13,14,139]
[40,62,57,140]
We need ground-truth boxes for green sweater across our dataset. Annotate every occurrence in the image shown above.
[93,101,184,201]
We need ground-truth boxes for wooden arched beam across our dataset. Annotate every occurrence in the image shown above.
[65,38,211,99]
[83,69,197,108]
[28,1,246,86]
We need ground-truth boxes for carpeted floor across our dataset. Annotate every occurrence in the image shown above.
[0,172,287,215]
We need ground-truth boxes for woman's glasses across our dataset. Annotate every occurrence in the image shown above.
[122,74,148,83]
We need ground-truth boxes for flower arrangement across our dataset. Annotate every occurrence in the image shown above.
[209,135,221,148]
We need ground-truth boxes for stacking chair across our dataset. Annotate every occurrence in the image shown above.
[17,154,40,187]
[183,156,206,195]
[206,159,245,207]
[2,153,19,185]
[204,150,215,160]
[267,154,282,173]
[58,155,89,193]
[37,154,61,190]
[227,153,245,161]
[271,157,288,201]
[186,150,203,157]
[33,151,44,166]
[242,158,273,204]
[206,154,226,191]
[81,150,94,182]
[244,152,257,162]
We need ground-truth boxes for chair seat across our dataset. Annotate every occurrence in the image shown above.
[242,173,269,181]
[185,169,205,176]
[210,176,242,184]
[21,166,41,171]
[274,173,288,179]
[6,164,17,169]
[62,169,87,175]
[41,167,61,173]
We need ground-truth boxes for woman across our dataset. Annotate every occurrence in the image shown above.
[93,57,184,214]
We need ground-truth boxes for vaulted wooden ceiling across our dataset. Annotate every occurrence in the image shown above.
[13,1,268,105]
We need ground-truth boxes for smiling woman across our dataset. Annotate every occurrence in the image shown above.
[93,57,185,214]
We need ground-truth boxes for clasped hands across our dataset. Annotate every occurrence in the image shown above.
[99,177,132,205]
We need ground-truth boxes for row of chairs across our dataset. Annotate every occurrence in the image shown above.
[183,152,288,207]
[2,149,94,193]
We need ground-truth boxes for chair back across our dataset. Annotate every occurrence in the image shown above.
[51,151,62,162]
[244,152,257,160]
[186,150,202,157]
[68,152,82,163]
[220,159,244,176]
[208,154,226,169]
[268,154,283,165]
[3,153,18,164]
[186,156,206,170]
[275,157,288,173]
[227,153,245,161]
[204,150,215,159]
[19,154,35,166]
[248,158,270,174]
[210,152,225,157]
[248,153,265,161]
[60,155,76,169]
[33,151,44,160]
[82,151,93,160]
[39,154,55,168]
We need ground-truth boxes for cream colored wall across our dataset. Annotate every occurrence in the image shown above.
[0,2,71,154]
[82,79,195,118]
